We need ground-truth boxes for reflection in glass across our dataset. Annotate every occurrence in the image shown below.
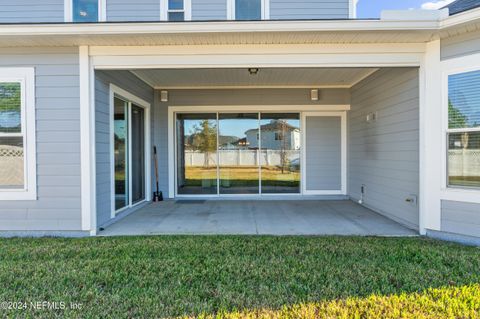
[114,97,128,210]
[177,114,218,195]
[0,137,24,188]
[219,113,259,194]
[448,132,480,188]
[448,70,480,129]
[131,105,145,204]
[235,0,261,20]
[259,114,301,193]
[73,0,99,22]
[0,82,21,134]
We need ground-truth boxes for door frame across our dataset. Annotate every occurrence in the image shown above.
[168,105,349,198]
[301,111,347,196]
[109,84,152,218]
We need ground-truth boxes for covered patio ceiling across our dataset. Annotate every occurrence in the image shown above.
[132,67,379,89]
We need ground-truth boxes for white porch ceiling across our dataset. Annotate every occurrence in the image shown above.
[132,67,379,89]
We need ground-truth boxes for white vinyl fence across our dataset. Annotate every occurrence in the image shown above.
[0,145,24,186]
[184,150,300,167]
[448,150,480,177]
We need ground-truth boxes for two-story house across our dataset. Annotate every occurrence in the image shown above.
[0,0,479,244]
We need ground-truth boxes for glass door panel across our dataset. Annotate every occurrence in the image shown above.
[218,113,259,194]
[260,113,301,194]
[177,113,218,195]
[131,104,145,204]
[114,97,129,210]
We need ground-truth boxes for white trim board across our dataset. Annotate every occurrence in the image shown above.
[79,46,97,234]
[109,84,152,219]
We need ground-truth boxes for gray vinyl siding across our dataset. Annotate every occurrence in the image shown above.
[0,0,64,23]
[305,117,342,191]
[0,47,82,231]
[106,0,160,22]
[441,30,480,60]
[348,68,420,229]
[441,200,480,238]
[192,0,227,20]
[95,70,154,227]
[154,88,350,198]
[270,0,350,20]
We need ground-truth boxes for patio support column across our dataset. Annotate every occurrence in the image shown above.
[419,39,442,235]
[80,46,97,235]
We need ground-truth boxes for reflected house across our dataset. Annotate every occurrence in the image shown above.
[245,120,300,150]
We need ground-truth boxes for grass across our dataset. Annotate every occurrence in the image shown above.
[1,236,479,318]
[185,166,300,187]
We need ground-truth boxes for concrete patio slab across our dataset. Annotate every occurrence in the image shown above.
[100,200,418,237]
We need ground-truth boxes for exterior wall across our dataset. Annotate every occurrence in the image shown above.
[0,0,351,23]
[0,0,64,23]
[441,30,480,60]
[305,117,342,191]
[155,88,350,198]
[95,70,154,227]
[270,0,350,19]
[441,200,480,238]
[438,31,480,241]
[192,0,227,20]
[106,0,161,22]
[348,68,420,229]
[0,47,82,232]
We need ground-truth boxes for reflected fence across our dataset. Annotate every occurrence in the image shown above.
[184,150,300,167]
[0,144,24,186]
[448,150,480,177]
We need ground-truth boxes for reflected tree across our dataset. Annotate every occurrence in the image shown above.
[192,120,217,167]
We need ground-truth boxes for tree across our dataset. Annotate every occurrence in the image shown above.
[448,100,468,129]
[278,120,289,174]
[191,120,217,167]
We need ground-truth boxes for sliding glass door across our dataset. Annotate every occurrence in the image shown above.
[175,112,301,196]
[219,113,260,194]
[131,104,145,204]
[260,113,301,194]
[114,98,129,210]
[176,113,218,195]
[113,96,147,212]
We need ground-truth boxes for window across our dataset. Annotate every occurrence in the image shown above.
[0,68,36,200]
[447,69,480,189]
[228,0,268,20]
[275,132,284,141]
[168,0,185,21]
[72,0,99,22]
[161,0,191,21]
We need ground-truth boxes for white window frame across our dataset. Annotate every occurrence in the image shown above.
[441,53,480,199]
[160,0,192,21]
[227,0,270,20]
[109,84,152,219]
[0,68,36,201]
[65,0,106,23]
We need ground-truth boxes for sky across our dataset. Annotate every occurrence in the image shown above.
[357,0,456,18]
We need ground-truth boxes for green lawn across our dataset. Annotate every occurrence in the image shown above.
[1,236,479,318]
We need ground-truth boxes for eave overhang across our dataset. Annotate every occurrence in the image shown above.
[0,7,478,47]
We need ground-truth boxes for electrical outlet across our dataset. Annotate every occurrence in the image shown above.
[405,195,418,206]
